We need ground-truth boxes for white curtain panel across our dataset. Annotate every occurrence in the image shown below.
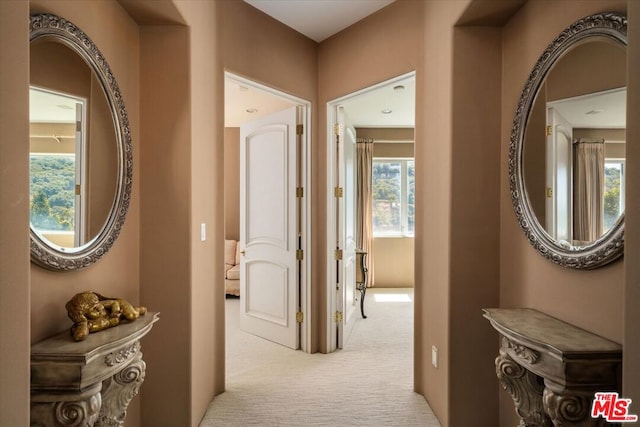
[573,141,604,242]
[356,139,374,287]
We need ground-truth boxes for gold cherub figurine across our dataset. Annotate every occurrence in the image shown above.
[65,291,147,341]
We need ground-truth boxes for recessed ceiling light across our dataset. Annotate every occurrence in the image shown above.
[238,85,249,92]
[393,85,405,92]
[585,109,604,115]
[381,109,392,114]
[246,108,258,113]
[57,104,73,110]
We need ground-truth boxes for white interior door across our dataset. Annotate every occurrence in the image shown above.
[546,107,573,241]
[336,107,358,349]
[240,106,300,349]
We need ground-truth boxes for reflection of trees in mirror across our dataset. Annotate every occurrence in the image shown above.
[604,161,623,231]
[30,155,75,232]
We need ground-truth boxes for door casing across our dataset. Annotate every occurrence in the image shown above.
[225,71,312,353]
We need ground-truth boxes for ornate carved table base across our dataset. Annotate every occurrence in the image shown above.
[31,313,158,427]
[31,383,102,427]
[484,309,621,427]
[496,350,551,427]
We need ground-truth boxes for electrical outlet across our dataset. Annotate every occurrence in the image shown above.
[431,345,438,369]
[200,223,206,241]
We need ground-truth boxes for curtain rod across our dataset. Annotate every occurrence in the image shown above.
[573,138,605,144]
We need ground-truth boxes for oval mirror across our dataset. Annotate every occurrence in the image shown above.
[510,12,626,269]
[29,13,132,270]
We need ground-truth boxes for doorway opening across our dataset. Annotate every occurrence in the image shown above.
[29,86,87,248]
[223,72,312,355]
[326,71,416,351]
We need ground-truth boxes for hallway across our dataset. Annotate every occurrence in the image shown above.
[199,289,441,426]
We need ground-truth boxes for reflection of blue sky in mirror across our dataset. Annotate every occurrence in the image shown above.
[374,293,412,303]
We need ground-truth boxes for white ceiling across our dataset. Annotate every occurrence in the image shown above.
[225,73,415,129]
[244,0,395,43]
[550,88,626,129]
[30,87,78,123]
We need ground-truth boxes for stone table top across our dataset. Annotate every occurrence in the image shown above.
[483,308,621,360]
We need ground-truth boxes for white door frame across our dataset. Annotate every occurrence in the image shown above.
[225,71,312,353]
[325,71,416,352]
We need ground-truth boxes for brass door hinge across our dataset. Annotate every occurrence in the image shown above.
[296,249,304,260]
[334,123,343,136]
[76,121,82,132]
[296,311,304,323]
[333,311,343,323]
[546,125,552,136]
[296,187,304,198]
[334,249,343,261]
[75,185,81,196]
[296,124,304,135]
[546,187,553,198]
[334,187,343,198]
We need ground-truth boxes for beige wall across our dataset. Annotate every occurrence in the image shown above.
[500,1,627,425]
[373,238,414,287]
[0,1,31,425]
[624,0,640,405]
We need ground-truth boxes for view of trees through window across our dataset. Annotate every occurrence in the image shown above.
[604,160,624,232]
[372,159,414,236]
[30,155,76,232]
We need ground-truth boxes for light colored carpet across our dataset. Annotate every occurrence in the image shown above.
[199,288,441,427]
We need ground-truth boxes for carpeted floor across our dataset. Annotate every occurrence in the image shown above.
[199,288,441,426]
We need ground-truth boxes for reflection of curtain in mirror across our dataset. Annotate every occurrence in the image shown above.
[573,140,604,242]
[356,138,374,287]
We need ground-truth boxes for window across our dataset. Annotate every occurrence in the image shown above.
[604,159,625,231]
[372,158,414,237]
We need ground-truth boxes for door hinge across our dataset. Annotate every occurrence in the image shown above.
[546,125,552,136]
[546,187,553,198]
[76,121,82,132]
[75,184,81,196]
[296,124,304,135]
[334,123,343,136]
[334,249,343,261]
[296,187,304,198]
[333,311,343,323]
[296,311,304,323]
[296,249,304,260]
[334,187,343,198]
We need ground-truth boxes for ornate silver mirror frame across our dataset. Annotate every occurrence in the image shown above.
[29,13,132,270]
[509,12,626,269]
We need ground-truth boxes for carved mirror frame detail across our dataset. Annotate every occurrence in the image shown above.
[509,12,627,269]
[30,13,132,271]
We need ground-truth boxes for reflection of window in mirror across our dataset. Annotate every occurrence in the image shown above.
[604,159,624,232]
[29,87,87,248]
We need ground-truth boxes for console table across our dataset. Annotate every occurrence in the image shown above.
[355,249,368,319]
[30,312,159,427]
[483,308,621,426]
